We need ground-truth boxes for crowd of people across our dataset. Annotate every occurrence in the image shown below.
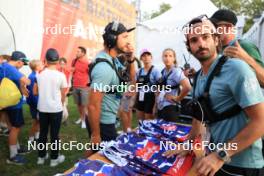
[0,9,264,176]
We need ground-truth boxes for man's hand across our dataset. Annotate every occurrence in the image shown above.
[124,91,134,97]
[195,152,224,176]
[165,94,179,103]
[20,86,29,97]
[223,41,251,62]
[90,135,101,145]
[20,76,30,97]
[125,44,135,61]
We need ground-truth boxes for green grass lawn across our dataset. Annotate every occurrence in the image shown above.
[0,97,138,176]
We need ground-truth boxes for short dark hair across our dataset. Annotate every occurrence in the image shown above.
[78,46,86,54]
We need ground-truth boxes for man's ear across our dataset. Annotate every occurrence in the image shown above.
[214,35,219,47]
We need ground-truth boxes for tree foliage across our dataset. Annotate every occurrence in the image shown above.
[211,0,264,32]
[150,3,172,19]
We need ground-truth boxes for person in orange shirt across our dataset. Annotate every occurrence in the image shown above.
[71,46,91,128]
[58,58,71,124]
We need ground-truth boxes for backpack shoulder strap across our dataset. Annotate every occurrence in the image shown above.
[136,58,142,69]
[161,68,165,75]
[88,58,114,85]
[94,58,114,69]
[201,56,242,124]
[139,68,144,76]
[161,68,174,85]
[204,55,227,94]
[146,65,154,77]
[192,69,201,98]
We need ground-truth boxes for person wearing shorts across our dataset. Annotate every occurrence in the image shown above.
[27,60,43,142]
[0,51,30,165]
[134,49,161,120]
[119,92,136,132]
[71,46,91,128]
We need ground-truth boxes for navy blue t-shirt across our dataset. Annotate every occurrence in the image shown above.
[26,71,38,107]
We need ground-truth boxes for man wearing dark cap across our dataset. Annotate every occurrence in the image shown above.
[211,9,264,87]
[35,48,67,167]
[86,21,136,156]
[0,51,31,165]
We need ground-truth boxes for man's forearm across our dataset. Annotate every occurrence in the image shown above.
[176,79,192,101]
[61,88,67,104]
[129,61,136,83]
[88,103,101,136]
[251,62,264,87]
[226,103,264,157]
[245,56,264,87]
[177,88,190,102]
[188,119,204,141]
[227,119,264,157]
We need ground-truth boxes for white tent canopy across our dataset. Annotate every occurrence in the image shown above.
[136,0,218,70]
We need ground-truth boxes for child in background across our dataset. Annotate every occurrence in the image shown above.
[35,48,67,167]
[27,60,43,142]
[58,58,71,124]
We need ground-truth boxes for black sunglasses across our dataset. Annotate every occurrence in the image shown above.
[182,14,209,30]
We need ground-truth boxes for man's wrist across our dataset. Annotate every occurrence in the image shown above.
[173,96,179,102]
[127,58,135,64]
[216,148,231,163]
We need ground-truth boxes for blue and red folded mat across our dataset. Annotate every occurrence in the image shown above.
[64,119,195,176]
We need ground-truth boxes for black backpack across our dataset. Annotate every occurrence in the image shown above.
[184,56,242,124]
[88,58,130,93]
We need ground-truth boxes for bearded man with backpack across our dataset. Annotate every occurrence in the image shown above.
[86,21,136,157]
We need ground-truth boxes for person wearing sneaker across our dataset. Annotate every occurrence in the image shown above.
[71,46,91,129]
[37,153,49,165]
[35,48,67,167]
[0,51,30,165]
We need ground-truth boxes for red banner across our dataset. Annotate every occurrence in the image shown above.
[41,0,136,65]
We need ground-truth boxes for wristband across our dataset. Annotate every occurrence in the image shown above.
[127,59,135,64]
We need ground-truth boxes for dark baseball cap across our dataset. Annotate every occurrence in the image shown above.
[210,9,238,25]
[45,48,59,62]
[11,51,29,65]
[104,21,135,36]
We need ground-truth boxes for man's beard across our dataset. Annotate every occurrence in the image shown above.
[193,47,212,62]
[115,46,126,55]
